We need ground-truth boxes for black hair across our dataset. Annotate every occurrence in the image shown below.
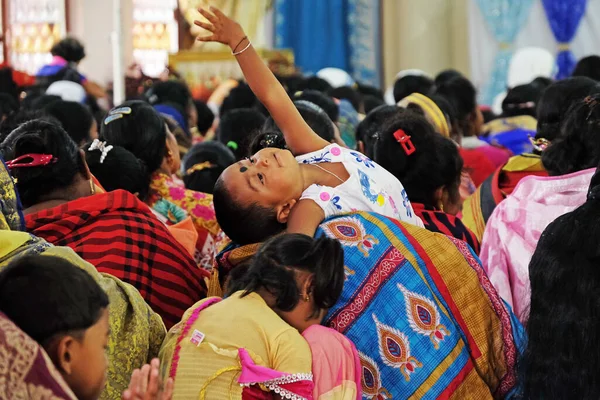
[542,93,600,176]
[0,67,19,100]
[85,142,150,200]
[356,82,384,101]
[194,100,215,135]
[43,100,94,146]
[183,141,235,194]
[248,131,288,155]
[536,77,599,141]
[501,82,546,118]
[531,76,553,91]
[220,83,258,117]
[213,176,286,245]
[263,100,335,143]
[356,105,400,159]
[101,100,167,173]
[0,93,19,121]
[522,169,600,398]
[293,90,339,122]
[434,69,463,88]
[572,55,600,81]
[217,108,266,161]
[227,233,344,317]
[434,76,478,137]
[300,76,333,93]
[1,119,85,208]
[373,110,462,206]
[50,37,86,63]
[276,74,305,94]
[29,94,62,110]
[363,95,385,115]
[0,109,48,143]
[329,86,361,113]
[0,255,108,347]
[393,75,434,103]
[146,80,193,116]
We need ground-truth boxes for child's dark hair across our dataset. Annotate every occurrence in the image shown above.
[263,100,335,143]
[43,100,95,146]
[194,100,215,135]
[522,168,600,398]
[213,177,285,245]
[374,110,462,206]
[220,83,258,117]
[1,119,85,208]
[85,142,150,200]
[228,233,345,317]
[434,76,478,137]
[572,55,600,82]
[293,90,339,122]
[51,37,86,63]
[183,141,235,194]
[535,77,599,142]
[248,131,288,155]
[502,82,546,118]
[300,76,333,93]
[217,108,266,161]
[101,100,167,173]
[356,82,384,101]
[146,80,193,113]
[0,254,108,347]
[363,95,385,114]
[542,93,600,176]
[329,86,361,112]
[393,75,434,103]
[434,69,463,87]
[356,105,400,159]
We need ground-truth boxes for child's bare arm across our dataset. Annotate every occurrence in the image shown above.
[285,200,325,238]
[195,7,329,155]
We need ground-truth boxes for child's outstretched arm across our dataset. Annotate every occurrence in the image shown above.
[195,7,330,156]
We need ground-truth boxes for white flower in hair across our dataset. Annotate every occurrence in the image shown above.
[88,139,114,164]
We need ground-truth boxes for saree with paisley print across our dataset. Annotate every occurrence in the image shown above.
[213,212,525,398]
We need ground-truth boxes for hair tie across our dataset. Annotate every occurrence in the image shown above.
[88,139,114,164]
[393,129,416,155]
[528,136,550,152]
[185,161,215,175]
[227,141,238,151]
[6,154,57,170]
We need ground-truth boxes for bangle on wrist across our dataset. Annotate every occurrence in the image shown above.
[232,40,251,56]
[232,36,248,53]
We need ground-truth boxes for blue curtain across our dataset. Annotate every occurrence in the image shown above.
[275,0,381,87]
[476,0,534,106]
[542,0,588,79]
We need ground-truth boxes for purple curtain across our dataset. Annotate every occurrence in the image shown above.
[542,0,588,79]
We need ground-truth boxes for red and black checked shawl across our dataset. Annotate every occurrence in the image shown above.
[25,190,209,328]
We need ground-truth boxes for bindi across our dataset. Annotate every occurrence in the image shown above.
[239,166,248,173]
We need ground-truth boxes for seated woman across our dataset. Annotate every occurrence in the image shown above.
[161,234,360,399]
[373,109,480,253]
[196,8,423,245]
[100,101,223,266]
[480,93,600,323]
[522,166,600,398]
[1,119,208,328]
[462,77,598,242]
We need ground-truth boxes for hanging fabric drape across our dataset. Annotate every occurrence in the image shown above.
[274,0,381,86]
[541,0,588,79]
[476,0,534,106]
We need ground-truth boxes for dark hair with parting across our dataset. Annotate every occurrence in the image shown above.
[356,105,400,159]
[217,108,266,161]
[263,100,335,143]
[43,100,95,146]
[293,90,339,122]
[572,55,600,82]
[0,254,108,347]
[1,119,86,208]
[183,141,236,194]
[51,37,86,63]
[522,166,600,399]
[373,110,463,207]
[542,93,600,176]
[393,75,434,103]
[535,77,599,142]
[227,233,345,317]
[101,100,167,173]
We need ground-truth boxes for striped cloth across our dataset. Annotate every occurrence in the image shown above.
[25,189,209,328]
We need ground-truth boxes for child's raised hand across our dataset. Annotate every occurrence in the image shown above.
[194,7,245,49]
[122,358,174,400]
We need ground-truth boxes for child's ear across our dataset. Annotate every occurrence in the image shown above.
[275,199,297,223]
[55,336,77,375]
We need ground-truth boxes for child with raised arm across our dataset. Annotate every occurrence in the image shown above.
[196,7,423,245]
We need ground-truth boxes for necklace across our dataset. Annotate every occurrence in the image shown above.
[313,163,345,184]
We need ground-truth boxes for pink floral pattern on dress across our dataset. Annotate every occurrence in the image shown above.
[192,204,215,220]
[169,187,186,201]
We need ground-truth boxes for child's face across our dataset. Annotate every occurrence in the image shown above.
[220,148,304,218]
[63,307,110,400]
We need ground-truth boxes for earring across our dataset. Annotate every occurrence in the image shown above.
[89,180,96,195]
[304,293,310,302]
[437,201,444,212]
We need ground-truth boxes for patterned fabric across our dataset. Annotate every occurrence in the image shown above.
[412,203,480,254]
[0,231,166,400]
[462,154,547,242]
[25,189,209,329]
[296,144,423,228]
[337,99,359,149]
[482,115,537,155]
[480,168,593,323]
[0,158,24,232]
[459,147,496,187]
[319,212,525,398]
[0,312,77,400]
[148,171,223,268]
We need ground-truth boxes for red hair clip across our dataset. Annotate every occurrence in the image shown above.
[5,154,57,170]
[393,129,416,156]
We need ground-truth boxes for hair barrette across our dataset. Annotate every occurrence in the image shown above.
[393,129,416,156]
[109,107,132,115]
[5,153,57,170]
[88,139,114,164]
[528,135,550,152]
[227,141,238,151]
[185,161,215,175]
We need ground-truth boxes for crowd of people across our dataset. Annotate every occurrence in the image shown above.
[1,5,600,400]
